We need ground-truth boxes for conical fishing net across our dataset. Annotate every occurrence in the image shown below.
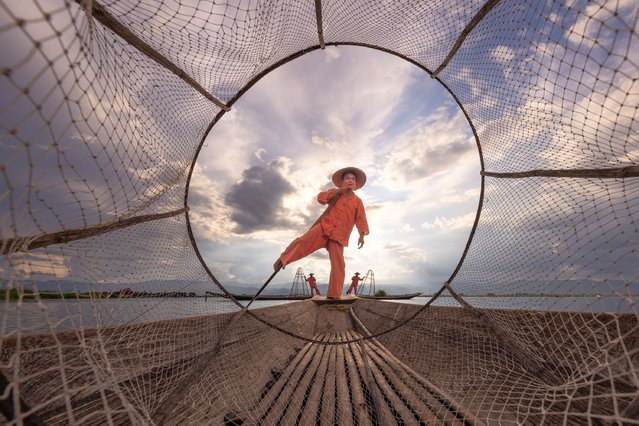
[1,0,637,424]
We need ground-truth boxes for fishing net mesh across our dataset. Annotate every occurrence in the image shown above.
[1,0,637,424]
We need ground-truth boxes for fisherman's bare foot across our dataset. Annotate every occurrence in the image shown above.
[273,258,283,270]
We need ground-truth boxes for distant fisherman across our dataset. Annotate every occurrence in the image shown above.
[346,272,363,295]
[274,167,369,299]
[306,273,321,296]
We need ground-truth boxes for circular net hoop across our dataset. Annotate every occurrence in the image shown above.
[1,1,638,425]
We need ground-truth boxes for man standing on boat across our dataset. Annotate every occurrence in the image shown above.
[274,167,369,299]
[346,272,363,295]
[305,273,321,296]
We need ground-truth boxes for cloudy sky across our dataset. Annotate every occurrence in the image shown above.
[1,0,636,302]
[188,46,480,293]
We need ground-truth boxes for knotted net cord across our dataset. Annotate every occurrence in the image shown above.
[0,0,637,424]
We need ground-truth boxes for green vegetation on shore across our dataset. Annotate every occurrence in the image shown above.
[0,289,116,301]
[1,289,628,301]
[1,289,200,301]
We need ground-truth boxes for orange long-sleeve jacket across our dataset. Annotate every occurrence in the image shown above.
[317,188,369,247]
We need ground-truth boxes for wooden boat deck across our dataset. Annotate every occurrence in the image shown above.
[237,331,474,425]
[6,302,635,425]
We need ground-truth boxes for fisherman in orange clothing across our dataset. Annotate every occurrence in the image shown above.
[305,273,321,296]
[274,167,369,299]
[346,272,362,295]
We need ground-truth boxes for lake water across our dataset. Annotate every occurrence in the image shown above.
[0,295,634,335]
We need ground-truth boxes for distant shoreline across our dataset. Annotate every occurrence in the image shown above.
[0,289,198,301]
[1,289,632,301]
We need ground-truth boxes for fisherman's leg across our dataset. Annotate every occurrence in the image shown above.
[326,240,345,299]
[275,224,325,270]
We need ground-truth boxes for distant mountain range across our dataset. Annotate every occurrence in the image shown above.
[9,279,426,296]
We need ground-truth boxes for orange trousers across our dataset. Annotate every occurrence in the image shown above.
[279,224,345,298]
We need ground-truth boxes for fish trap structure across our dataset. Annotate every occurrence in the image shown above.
[290,268,311,298]
[357,270,375,297]
[1,1,638,425]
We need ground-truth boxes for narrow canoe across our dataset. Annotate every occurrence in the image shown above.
[358,292,422,300]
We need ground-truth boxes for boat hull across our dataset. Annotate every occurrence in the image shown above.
[358,292,422,300]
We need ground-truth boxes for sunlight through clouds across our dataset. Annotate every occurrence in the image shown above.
[189,46,480,291]
[5,252,71,278]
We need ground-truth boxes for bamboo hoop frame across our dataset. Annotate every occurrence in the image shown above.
[443,281,472,308]
[482,165,639,179]
[314,0,326,49]
[0,207,189,255]
[431,0,503,78]
[181,42,488,343]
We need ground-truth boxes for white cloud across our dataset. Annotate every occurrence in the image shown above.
[324,46,341,62]
[525,1,639,169]
[441,187,481,204]
[7,252,70,278]
[207,261,238,281]
[198,107,260,184]
[187,165,237,244]
[440,0,638,177]
[566,0,638,49]
[490,45,517,63]
[254,148,267,162]
[421,212,476,231]
[380,107,475,186]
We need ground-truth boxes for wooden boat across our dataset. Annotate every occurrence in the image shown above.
[204,291,311,301]
[1,1,636,425]
[230,294,311,301]
[1,299,635,424]
[358,292,422,300]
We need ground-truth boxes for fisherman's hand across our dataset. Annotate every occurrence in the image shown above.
[357,233,365,249]
[328,187,349,201]
[338,186,352,198]
[327,189,340,201]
